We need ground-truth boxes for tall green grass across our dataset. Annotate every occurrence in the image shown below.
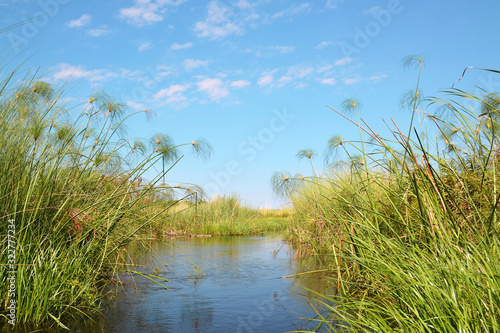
[273,59,500,332]
[0,69,210,328]
[148,194,290,236]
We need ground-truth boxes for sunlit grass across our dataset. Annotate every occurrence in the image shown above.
[273,58,500,332]
[0,66,211,328]
[147,194,290,236]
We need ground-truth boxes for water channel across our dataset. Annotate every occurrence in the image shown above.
[10,235,337,332]
[96,235,335,332]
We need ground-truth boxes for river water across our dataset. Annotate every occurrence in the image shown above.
[95,235,334,333]
[9,235,336,332]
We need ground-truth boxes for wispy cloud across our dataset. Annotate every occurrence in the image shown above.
[183,59,209,71]
[236,0,256,10]
[119,0,187,27]
[87,26,111,37]
[125,65,171,87]
[196,77,229,100]
[170,42,192,50]
[257,70,276,87]
[286,64,314,78]
[369,74,388,82]
[127,100,146,110]
[272,2,310,19]
[316,64,333,73]
[231,80,251,88]
[258,64,318,89]
[52,63,117,82]
[363,6,382,15]
[67,14,92,28]
[320,78,337,85]
[275,46,295,53]
[344,76,361,85]
[335,57,353,66]
[325,0,345,9]
[138,41,153,52]
[154,83,190,104]
[194,1,242,40]
[316,41,332,49]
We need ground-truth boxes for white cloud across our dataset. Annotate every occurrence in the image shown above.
[316,64,333,73]
[275,46,295,53]
[231,80,251,88]
[87,26,111,37]
[138,41,153,52]
[119,0,187,27]
[286,64,314,78]
[52,63,117,82]
[154,84,189,98]
[67,14,92,28]
[170,42,192,50]
[256,62,357,89]
[245,12,260,21]
[335,57,353,66]
[272,2,310,19]
[196,77,229,100]
[325,0,337,9]
[316,41,332,49]
[127,100,146,110]
[236,0,255,10]
[325,0,344,9]
[369,74,388,82]
[119,2,163,26]
[183,59,209,71]
[194,1,242,40]
[257,71,275,87]
[344,77,361,85]
[277,76,293,87]
[154,84,190,104]
[320,78,337,85]
[258,65,316,89]
[126,65,171,86]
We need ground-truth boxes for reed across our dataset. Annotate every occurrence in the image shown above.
[273,59,500,331]
[0,68,211,328]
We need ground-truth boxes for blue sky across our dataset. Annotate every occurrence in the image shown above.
[2,0,500,208]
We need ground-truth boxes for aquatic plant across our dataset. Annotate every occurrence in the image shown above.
[0,66,211,328]
[273,59,500,331]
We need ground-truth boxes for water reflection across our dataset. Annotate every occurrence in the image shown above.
[4,236,337,332]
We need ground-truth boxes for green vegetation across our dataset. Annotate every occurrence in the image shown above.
[273,58,500,331]
[0,68,212,327]
[149,194,290,236]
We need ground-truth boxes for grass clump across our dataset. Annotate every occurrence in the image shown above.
[273,59,500,331]
[0,68,210,328]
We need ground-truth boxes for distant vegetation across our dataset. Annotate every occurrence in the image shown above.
[272,57,500,331]
[149,194,290,237]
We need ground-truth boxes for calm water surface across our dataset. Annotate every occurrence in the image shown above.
[97,235,334,333]
[7,235,335,332]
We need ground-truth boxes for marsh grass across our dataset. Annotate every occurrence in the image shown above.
[0,68,211,328]
[149,194,289,236]
[273,60,500,331]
